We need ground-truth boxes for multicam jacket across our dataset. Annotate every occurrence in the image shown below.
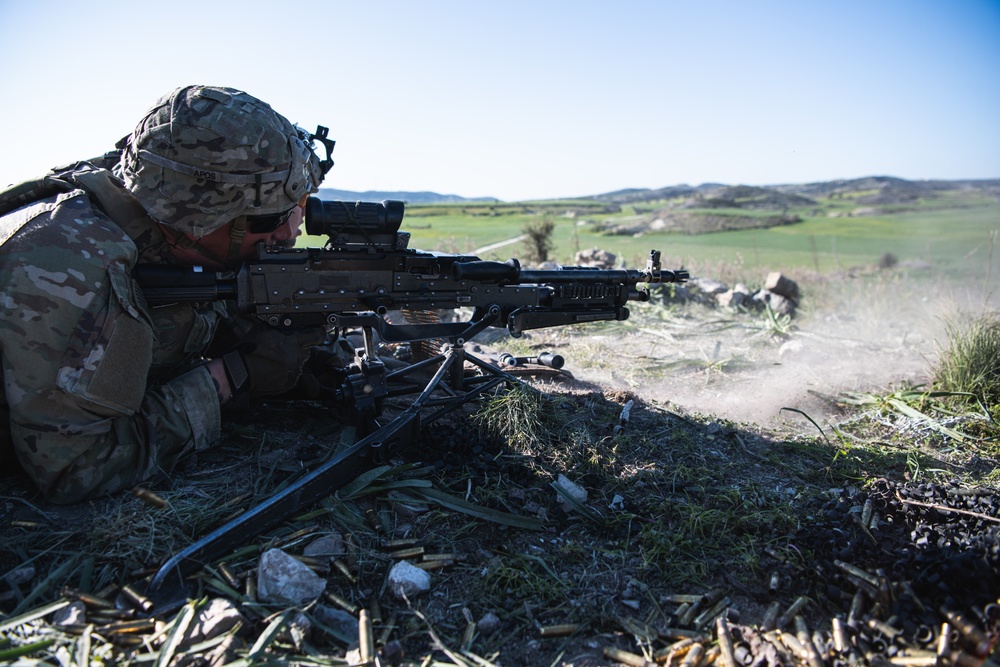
[0,161,228,503]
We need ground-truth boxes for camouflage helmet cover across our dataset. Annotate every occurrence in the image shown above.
[119,85,325,237]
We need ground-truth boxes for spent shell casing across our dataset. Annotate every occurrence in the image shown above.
[602,647,651,667]
[715,617,738,667]
[121,585,153,612]
[776,596,810,630]
[62,587,115,609]
[325,591,359,614]
[679,643,705,667]
[667,594,706,604]
[245,573,256,602]
[540,624,579,638]
[954,651,1000,667]
[358,610,374,662]
[217,562,240,589]
[333,559,357,584]
[388,547,425,560]
[940,608,991,656]
[100,619,156,635]
[701,645,722,666]
[654,637,696,660]
[847,590,865,626]
[694,597,731,630]
[132,486,167,510]
[415,560,452,571]
[861,499,873,527]
[368,593,382,625]
[381,537,420,549]
[422,553,457,562]
[834,560,880,588]
[832,617,849,653]
[868,618,903,641]
[769,572,780,593]
[761,601,781,631]
[795,616,825,667]
[660,628,707,641]
[888,653,939,666]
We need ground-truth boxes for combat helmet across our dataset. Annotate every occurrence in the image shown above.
[118,85,333,238]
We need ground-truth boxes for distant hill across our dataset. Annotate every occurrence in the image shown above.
[588,176,1000,207]
[317,188,500,205]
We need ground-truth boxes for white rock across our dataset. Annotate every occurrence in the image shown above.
[388,560,431,599]
[257,548,326,605]
[478,612,501,635]
[554,474,588,508]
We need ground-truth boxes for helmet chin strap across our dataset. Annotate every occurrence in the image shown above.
[227,216,248,264]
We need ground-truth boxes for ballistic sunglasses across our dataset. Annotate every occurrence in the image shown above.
[245,207,296,234]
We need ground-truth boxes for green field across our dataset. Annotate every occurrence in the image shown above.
[300,188,1000,283]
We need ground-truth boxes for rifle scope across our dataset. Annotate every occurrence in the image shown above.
[304,198,405,238]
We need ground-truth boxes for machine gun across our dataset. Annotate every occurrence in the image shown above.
[134,198,687,604]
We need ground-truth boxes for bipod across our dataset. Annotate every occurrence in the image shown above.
[142,336,521,613]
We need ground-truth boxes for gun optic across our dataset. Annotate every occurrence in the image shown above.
[304,198,406,245]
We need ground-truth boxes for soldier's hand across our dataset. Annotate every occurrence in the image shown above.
[225,325,328,397]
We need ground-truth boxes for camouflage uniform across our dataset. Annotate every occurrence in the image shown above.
[0,86,326,503]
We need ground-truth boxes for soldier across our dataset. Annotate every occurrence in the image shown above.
[0,85,332,503]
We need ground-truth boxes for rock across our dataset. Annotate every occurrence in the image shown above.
[257,548,327,605]
[689,277,728,295]
[778,340,805,357]
[182,598,247,648]
[717,289,746,309]
[764,272,799,303]
[3,565,35,586]
[574,248,616,268]
[767,292,796,316]
[313,605,360,644]
[303,534,344,558]
[478,612,501,635]
[388,560,431,599]
[53,600,86,626]
[278,610,312,650]
[554,474,588,508]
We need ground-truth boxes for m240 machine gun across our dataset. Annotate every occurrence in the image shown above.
[134,198,688,603]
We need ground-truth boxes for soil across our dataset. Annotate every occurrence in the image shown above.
[1,272,997,667]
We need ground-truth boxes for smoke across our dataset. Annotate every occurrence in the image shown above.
[570,273,998,431]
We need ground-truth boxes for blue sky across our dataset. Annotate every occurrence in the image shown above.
[1,0,997,201]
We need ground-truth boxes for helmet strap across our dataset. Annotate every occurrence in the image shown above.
[228,216,248,263]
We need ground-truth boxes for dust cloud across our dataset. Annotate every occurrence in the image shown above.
[567,274,997,432]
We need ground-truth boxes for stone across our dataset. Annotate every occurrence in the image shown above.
[53,601,86,626]
[313,605,360,644]
[574,248,616,268]
[554,474,588,508]
[182,598,247,647]
[387,560,431,599]
[764,272,800,303]
[478,612,501,635]
[303,534,344,558]
[257,548,327,605]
